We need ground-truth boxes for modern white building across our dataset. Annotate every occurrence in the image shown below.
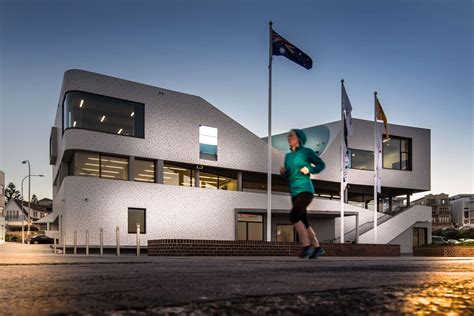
[449,194,474,228]
[48,69,432,254]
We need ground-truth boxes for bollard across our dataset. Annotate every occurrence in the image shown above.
[74,230,77,255]
[136,223,141,256]
[100,228,103,255]
[86,229,89,256]
[53,234,57,254]
[116,226,120,256]
[62,232,66,254]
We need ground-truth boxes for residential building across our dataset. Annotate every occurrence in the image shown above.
[5,199,52,231]
[47,69,432,254]
[411,193,452,229]
[449,194,474,228]
[0,170,5,243]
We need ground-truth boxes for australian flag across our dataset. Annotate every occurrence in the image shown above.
[272,30,313,70]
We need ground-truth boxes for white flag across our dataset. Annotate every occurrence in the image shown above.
[342,85,353,137]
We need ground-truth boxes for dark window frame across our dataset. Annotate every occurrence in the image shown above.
[382,135,412,171]
[128,207,146,234]
[61,90,145,139]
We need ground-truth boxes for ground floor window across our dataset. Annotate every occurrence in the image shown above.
[128,208,146,234]
[413,227,427,247]
[237,213,263,241]
[276,224,299,243]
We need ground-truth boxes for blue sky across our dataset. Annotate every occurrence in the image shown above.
[0,0,472,200]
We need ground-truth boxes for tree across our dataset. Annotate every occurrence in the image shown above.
[31,194,39,204]
[5,182,21,204]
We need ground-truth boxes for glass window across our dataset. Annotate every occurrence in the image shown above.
[383,136,412,170]
[277,224,297,242]
[348,149,374,170]
[101,155,128,180]
[199,171,219,189]
[63,91,144,138]
[198,171,238,191]
[128,208,146,234]
[133,159,155,183]
[199,126,218,160]
[163,164,194,187]
[73,152,100,177]
[237,213,263,241]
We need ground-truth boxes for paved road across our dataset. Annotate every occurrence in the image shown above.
[0,243,473,315]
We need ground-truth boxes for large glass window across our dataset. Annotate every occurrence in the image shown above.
[199,126,218,160]
[383,136,412,170]
[163,164,194,187]
[128,208,146,234]
[101,155,128,180]
[63,91,144,138]
[72,151,128,180]
[348,149,374,170]
[199,171,237,191]
[133,159,155,183]
[237,213,263,241]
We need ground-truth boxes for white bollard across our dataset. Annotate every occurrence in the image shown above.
[116,226,120,256]
[86,229,89,256]
[74,230,77,255]
[136,223,140,256]
[100,228,104,255]
[53,234,56,254]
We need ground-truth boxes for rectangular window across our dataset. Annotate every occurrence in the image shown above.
[128,208,146,234]
[101,155,129,180]
[73,151,128,180]
[133,159,155,183]
[199,125,218,160]
[348,149,374,170]
[199,171,238,191]
[63,91,145,138]
[237,213,263,241]
[383,136,412,170]
[163,164,194,187]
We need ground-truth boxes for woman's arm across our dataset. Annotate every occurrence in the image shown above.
[307,149,325,174]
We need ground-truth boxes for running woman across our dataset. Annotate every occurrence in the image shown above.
[280,129,326,259]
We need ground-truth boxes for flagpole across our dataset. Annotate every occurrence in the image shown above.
[340,79,345,244]
[266,21,273,242]
[373,91,378,244]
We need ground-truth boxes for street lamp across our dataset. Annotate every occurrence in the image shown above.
[20,174,44,244]
[21,160,43,244]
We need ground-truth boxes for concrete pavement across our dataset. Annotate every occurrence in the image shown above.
[0,242,473,314]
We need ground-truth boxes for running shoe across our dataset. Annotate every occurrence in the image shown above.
[298,245,315,258]
[309,247,325,259]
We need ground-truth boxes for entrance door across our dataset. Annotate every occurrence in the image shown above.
[237,213,263,241]
[413,227,427,247]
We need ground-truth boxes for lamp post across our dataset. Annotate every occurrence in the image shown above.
[20,174,43,244]
[21,160,43,244]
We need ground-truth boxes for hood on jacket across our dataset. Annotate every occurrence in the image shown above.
[291,129,307,146]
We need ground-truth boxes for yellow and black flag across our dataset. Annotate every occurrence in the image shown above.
[375,96,389,140]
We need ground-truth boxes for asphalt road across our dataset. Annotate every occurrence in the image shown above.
[0,243,473,315]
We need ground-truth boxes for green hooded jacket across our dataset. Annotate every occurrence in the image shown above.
[282,129,326,197]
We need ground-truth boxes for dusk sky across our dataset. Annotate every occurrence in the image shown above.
[0,0,472,200]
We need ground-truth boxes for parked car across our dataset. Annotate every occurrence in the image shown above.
[460,238,474,244]
[431,236,448,245]
[30,235,54,244]
[447,239,461,245]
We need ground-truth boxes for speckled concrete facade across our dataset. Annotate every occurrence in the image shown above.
[50,69,431,249]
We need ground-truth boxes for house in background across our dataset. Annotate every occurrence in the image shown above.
[411,193,452,230]
[449,194,474,228]
[5,199,52,231]
[0,170,5,243]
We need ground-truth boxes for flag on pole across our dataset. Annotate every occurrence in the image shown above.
[272,30,313,69]
[342,84,353,148]
[375,96,389,140]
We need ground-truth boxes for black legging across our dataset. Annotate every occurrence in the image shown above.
[289,192,314,229]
